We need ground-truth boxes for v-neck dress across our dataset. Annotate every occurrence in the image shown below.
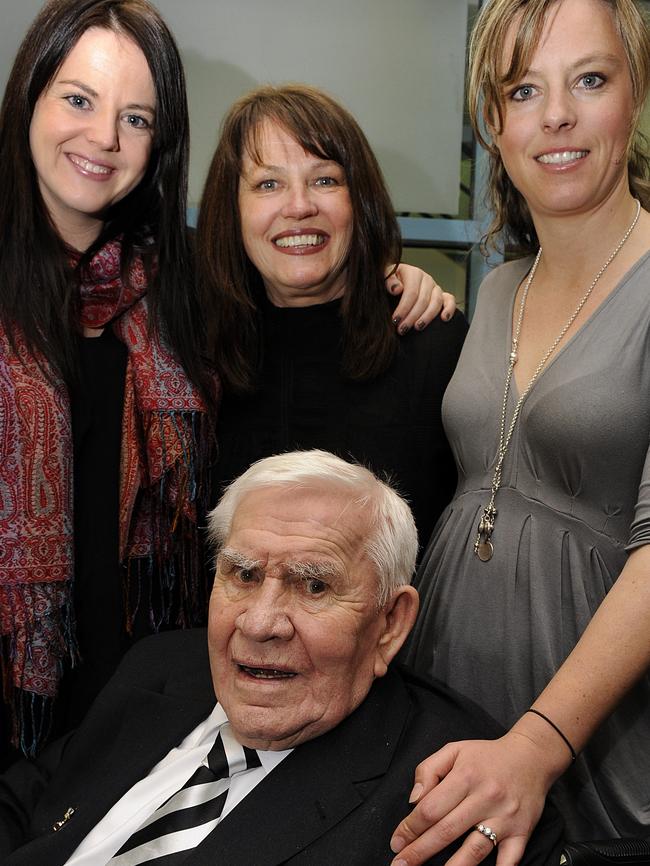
[404,253,650,838]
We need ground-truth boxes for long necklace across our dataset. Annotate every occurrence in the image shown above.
[474,199,641,562]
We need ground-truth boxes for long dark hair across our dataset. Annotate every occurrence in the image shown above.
[197,83,402,393]
[0,0,209,400]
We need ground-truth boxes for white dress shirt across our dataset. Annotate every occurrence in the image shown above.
[64,704,291,866]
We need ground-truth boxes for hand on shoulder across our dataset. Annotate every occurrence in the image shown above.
[386,264,456,333]
[389,730,558,866]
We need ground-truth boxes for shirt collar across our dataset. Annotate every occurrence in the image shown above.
[202,703,292,770]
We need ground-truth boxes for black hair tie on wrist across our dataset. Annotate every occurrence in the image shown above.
[527,708,577,763]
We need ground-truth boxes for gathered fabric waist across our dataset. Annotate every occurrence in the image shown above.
[451,482,630,552]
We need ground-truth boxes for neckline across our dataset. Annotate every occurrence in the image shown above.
[506,247,650,400]
[261,293,343,315]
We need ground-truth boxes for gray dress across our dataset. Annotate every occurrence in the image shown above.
[405,252,650,839]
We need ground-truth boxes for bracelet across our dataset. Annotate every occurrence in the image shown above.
[527,709,577,763]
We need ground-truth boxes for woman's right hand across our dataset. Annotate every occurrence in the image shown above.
[389,730,560,866]
[386,264,456,333]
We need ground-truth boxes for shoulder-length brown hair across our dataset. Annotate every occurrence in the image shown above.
[197,83,401,393]
[467,0,650,256]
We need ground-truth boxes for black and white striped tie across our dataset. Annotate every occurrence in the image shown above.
[108,723,261,865]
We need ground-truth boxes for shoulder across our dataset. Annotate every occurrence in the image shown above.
[466,257,534,333]
[390,310,468,396]
[399,310,468,365]
[397,665,504,743]
[113,629,209,688]
[81,629,213,744]
[476,257,533,303]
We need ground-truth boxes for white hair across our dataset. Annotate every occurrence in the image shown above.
[208,450,418,605]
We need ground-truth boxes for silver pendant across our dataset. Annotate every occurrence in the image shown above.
[476,539,494,562]
[474,501,497,562]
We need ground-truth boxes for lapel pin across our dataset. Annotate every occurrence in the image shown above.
[52,807,75,832]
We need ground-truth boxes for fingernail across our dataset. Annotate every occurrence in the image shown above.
[392,315,401,326]
[442,312,450,321]
[393,860,408,866]
[390,836,406,854]
[415,320,425,331]
[409,782,423,803]
[398,324,410,336]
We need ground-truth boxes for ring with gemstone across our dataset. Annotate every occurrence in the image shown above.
[475,823,498,847]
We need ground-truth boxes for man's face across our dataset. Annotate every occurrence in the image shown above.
[208,485,398,750]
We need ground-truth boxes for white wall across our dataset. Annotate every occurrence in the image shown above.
[1,0,468,213]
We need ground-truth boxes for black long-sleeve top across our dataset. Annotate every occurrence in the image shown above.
[212,297,467,551]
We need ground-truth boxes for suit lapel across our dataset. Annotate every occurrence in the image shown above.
[187,671,411,866]
[8,636,215,866]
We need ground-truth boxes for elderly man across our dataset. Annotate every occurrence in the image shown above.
[0,450,563,865]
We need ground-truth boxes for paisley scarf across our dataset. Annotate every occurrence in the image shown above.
[0,239,217,754]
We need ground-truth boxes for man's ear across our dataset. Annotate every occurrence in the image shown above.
[373,586,419,678]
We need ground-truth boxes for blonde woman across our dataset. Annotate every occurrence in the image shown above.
[394,1,650,863]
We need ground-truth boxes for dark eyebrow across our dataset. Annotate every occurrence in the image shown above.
[54,78,155,115]
[56,79,99,98]
[125,103,156,116]
[246,159,342,173]
[245,163,283,174]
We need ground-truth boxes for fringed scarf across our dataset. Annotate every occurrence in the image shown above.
[0,239,218,755]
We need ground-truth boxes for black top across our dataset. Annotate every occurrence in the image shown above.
[0,331,128,770]
[58,329,129,733]
[212,298,467,550]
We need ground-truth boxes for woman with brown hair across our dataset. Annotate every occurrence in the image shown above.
[197,83,467,548]
[393,0,650,862]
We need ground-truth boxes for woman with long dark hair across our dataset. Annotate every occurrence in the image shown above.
[0,0,218,762]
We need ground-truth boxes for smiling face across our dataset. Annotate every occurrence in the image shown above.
[208,485,416,750]
[237,119,354,307]
[494,0,635,221]
[29,27,156,250]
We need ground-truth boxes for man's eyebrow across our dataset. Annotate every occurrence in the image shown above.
[218,547,261,571]
[286,560,343,580]
[217,549,343,580]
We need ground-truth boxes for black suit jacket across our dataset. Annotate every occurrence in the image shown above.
[0,630,563,865]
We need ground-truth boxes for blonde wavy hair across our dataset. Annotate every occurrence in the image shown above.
[467,0,650,255]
